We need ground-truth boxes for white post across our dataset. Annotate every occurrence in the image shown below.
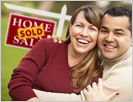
[56,5,67,37]
[4,3,72,37]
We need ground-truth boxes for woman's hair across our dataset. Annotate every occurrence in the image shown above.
[65,5,103,94]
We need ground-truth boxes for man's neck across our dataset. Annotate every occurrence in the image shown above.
[103,47,132,63]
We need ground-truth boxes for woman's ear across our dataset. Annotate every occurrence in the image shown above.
[69,24,72,35]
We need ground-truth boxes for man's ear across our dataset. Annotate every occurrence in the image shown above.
[130,39,132,46]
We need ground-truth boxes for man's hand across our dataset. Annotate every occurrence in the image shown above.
[47,35,62,44]
[27,97,40,101]
[83,78,119,101]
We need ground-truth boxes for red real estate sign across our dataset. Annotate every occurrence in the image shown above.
[5,13,56,49]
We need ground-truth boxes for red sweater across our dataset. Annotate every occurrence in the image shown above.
[8,38,101,101]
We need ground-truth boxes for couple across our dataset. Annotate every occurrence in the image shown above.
[8,5,132,101]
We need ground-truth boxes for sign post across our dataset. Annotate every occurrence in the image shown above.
[56,5,67,37]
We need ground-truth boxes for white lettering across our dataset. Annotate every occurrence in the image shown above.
[23,20,32,28]
[38,36,42,39]
[12,18,22,27]
[30,37,42,46]
[13,35,19,44]
[13,35,43,47]
[30,38,34,46]
[45,24,52,32]
[12,18,53,33]
[34,22,44,27]
[20,39,28,46]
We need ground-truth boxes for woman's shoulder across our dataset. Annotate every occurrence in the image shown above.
[38,38,54,44]
[35,38,68,52]
[39,38,68,47]
[34,38,56,48]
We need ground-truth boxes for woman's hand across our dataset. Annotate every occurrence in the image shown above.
[83,78,119,101]
[47,35,62,44]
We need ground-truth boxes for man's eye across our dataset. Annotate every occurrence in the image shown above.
[101,30,108,33]
[116,32,122,36]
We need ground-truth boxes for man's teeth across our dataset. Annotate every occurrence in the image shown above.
[106,45,115,48]
[77,39,89,44]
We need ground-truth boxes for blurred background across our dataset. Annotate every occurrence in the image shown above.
[1,1,132,101]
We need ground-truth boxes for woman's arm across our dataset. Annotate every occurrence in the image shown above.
[8,39,50,101]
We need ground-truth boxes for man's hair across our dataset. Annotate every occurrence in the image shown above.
[101,6,132,36]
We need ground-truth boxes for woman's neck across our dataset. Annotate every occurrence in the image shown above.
[68,44,87,67]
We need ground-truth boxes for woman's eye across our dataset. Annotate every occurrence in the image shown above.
[76,25,82,27]
[90,28,96,31]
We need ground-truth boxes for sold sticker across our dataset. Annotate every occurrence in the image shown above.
[17,26,45,40]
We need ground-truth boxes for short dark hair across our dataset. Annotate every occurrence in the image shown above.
[101,6,132,36]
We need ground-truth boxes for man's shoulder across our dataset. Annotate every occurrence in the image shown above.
[121,53,132,65]
[114,57,132,70]
[128,52,132,59]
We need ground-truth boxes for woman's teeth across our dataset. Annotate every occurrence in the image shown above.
[77,39,89,44]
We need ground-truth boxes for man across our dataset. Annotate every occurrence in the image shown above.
[83,6,132,101]
[99,6,132,101]
[34,6,132,101]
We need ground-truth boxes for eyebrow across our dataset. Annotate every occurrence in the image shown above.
[74,22,82,24]
[114,28,125,32]
[101,26,125,32]
[75,22,94,26]
[101,26,108,30]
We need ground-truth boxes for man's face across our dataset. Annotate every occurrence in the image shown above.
[98,14,132,60]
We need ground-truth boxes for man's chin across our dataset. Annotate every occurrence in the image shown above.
[102,54,116,61]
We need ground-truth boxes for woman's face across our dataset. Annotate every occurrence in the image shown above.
[69,11,98,55]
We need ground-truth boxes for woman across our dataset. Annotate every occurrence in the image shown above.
[8,5,115,101]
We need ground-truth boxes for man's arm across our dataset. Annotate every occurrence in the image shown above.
[33,89,82,101]
[33,78,118,101]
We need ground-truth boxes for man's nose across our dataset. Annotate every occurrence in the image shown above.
[105,32,115,42]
